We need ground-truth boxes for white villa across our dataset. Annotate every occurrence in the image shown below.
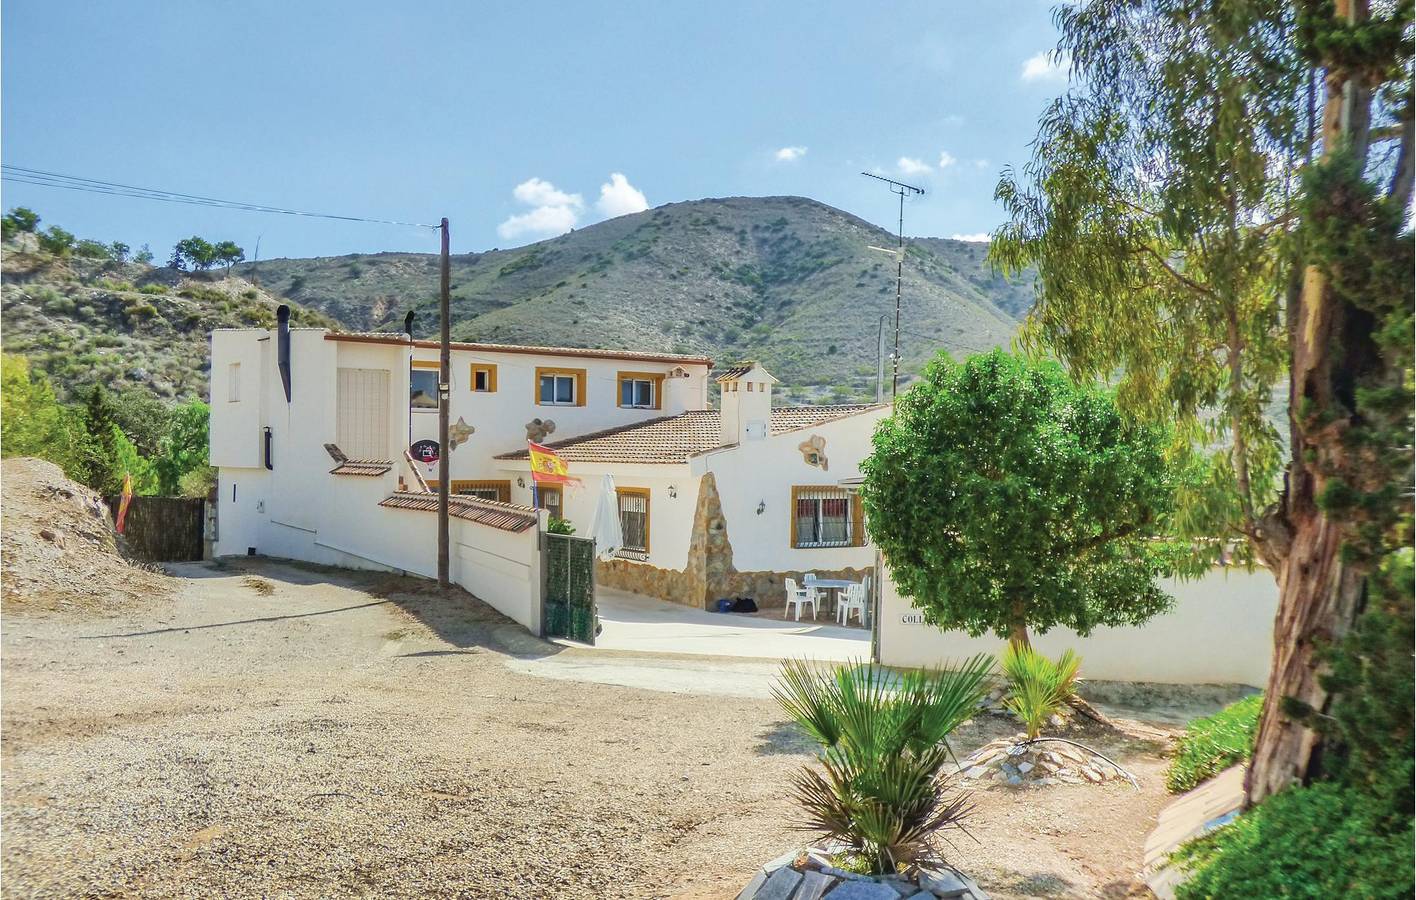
[208,317,885,617]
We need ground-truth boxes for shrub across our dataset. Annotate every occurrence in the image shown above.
[1172,780,1413,899]
[37,225,76,256]
[1165,693,1263,793]
[547,515,575,535]
[138,284,167,295]
[773,656,992,874]
[1000,645,1080,740]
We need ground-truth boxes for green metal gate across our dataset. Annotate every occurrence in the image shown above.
[543,533,597,644]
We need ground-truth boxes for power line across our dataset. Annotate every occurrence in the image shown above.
[1,165,440,229]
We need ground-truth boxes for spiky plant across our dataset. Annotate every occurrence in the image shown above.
[1000,645,1082,740]
[772,656,993,874]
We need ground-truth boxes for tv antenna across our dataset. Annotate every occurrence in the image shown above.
[861,172,924,399]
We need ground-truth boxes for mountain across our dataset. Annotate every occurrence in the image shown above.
[1,244,336,401]
[241,196,1030,403]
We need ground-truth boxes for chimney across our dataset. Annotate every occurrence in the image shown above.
[716,362,777,446]
[276,305,291,403]
[661,366,697,414]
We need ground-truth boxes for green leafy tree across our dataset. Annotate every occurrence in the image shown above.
[37,225,76,257]
[0,353,94,483]
[4,207,40,233]
[990,0,1412,804]
[75,239,110,259]
[154,400,209,496]
[212,240,245,274]
[109,241,130,263]
[134,244,154,265]
[169,236,216,271]
[110,390,171,457]
[861,350,1181,648]
[79,384,125,495]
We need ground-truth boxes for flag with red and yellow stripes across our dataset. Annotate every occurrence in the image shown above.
[527,441,579,485]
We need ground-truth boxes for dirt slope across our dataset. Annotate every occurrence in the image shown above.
[1,457,170,614]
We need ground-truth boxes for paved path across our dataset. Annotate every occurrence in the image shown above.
[584,587,871,661]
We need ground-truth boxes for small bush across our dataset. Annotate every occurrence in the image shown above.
[1172,780,1413,899]
[1166,693,1263,793]
[139,284,167,295]
[1001,644,1080,739]
[547,515,575,535]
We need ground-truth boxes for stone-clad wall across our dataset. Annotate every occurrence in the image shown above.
[596,473,873,609]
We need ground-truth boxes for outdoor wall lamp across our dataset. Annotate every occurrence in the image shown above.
[517,477,526,489]
[757,500,766,515]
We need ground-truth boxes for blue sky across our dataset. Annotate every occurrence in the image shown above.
[1,1,1069,260]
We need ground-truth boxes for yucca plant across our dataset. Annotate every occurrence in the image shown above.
[772,656,993,874]
[1000,645,1082,740]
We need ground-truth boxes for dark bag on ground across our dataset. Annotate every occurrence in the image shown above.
[730,597,758,613]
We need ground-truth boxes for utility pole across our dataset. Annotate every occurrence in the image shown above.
[862,172,924,399]
[437,217,451,589]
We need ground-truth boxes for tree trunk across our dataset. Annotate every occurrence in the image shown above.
[1246,1,1377,804]
[1008,599,1030,650]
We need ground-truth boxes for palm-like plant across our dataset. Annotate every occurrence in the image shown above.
[1000,645,1081,740]
[772,656,993,874]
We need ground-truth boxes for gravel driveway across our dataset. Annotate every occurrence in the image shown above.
[2,559,1187,898]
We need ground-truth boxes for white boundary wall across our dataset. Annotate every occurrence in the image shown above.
[878,566,1279,686]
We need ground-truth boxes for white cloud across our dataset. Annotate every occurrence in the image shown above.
[937,151,957,169]
[950,232,992,242]
[897,156,933,176]
[497,177,584,241]
[1021,50,1068,83]
[512,177,582,210]
[775,146,808,162]
[974,158,991,170]
[595,172,649,218]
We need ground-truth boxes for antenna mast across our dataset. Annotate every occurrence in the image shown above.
[862,172,924,399]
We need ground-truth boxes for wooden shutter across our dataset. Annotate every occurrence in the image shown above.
[336,367,390,460]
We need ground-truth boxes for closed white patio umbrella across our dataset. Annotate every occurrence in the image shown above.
[590,474,622,561]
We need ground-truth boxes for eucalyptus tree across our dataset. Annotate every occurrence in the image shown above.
[992,0,1412,803]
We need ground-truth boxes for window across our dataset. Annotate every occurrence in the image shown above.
[429,480,511,502]
[410,370,438,409]
[227,362,241,402]
[471,364,497,393]
[791,486,863,548]
[536,485,563,516]
[616,488,650,558]
[535,367,585,406]
[617,371,663,409]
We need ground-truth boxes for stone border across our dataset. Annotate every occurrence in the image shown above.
[737,847,990,900]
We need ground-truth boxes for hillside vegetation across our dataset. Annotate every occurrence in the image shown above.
[2,237,335,402]
[243,196,1028,403]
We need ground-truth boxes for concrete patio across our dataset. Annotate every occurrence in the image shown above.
[582,587,870,660]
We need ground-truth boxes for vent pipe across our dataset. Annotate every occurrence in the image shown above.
[404,310,416,338]
[276,305,291,402]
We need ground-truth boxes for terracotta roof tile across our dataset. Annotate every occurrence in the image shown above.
[493,404,885,464]
[330,459,394,477]
[378,492,538,532]
[324,332,712,367]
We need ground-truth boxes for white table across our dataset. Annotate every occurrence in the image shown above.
[805,578,860,620]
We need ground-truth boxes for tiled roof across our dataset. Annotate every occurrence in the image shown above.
[378,492,538,533]
[324,332,713,367]
[715,363,757,382]
[330,459,394,477]
[493,404,885,464]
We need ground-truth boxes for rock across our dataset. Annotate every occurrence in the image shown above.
[998,763,1018,778]
[964,766,989,779]
[822,881,899,900]
[1016,761,1034,774]
[919,868,971,897]
[752,865,801,900]
[879,877,916,896]
[904,893,935,900]
[821,866,870,882]
[763,850,801,873]
[1006,774,1024,785]
[736,870,767,900]
[1048,713,1065,728]
[1082,767,1103,783]
[795,871,838,900]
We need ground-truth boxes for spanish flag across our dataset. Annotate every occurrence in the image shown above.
[527,441,579,485]
[116,474,134,535]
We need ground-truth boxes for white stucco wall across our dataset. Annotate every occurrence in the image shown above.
[701,406,888,574]
[877,565,1280,686]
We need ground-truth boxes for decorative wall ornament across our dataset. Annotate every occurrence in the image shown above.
[799,434,829,470]
[448,417,474,450]
[525,418,556,443]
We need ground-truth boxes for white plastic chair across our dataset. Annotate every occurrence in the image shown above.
[837,582,867,626]
[784,578,817,621]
